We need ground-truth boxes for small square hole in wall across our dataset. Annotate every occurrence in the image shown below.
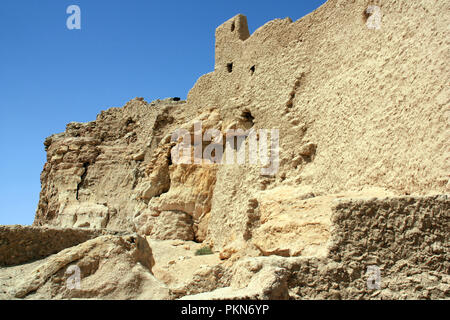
[227,63,233,73]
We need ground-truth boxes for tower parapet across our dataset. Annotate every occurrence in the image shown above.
[215,14,250,71]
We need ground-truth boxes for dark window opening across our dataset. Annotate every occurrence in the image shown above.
[250,65,255,75]
[227,63,233,73]
[231,21,235,32]
[241,110,255,126]
[242,110,254,123]
[241,109,255,130]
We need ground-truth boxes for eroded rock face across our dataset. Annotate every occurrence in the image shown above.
[180,195,450,300]
[0,226,117,267]
[34,100,221,244]
[2,195,449,300]
[148,164,218,242]
[35,98,198,234]
[22,0,450,300]
[252,187,332,258]
[151,211,195,241]
[3,234,168,300]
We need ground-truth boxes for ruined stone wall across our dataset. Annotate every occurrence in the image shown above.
[181,195,449,300]
[34,0,449,260]
[190,0,449,195]
[186,0,450,249]
[0,225,118,266]
[285,195,449,300]
[322,194,450,299]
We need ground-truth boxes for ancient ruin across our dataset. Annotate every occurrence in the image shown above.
[1,0,448,300]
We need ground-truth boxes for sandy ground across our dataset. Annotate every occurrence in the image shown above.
[148,238,221,288]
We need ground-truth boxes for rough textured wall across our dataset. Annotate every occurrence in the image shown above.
[34,99,199,233]
[34,0,449,259]
[294,194,449,300]
[1,234,165,300]
[187,0,450,250]
[5,0,448,301]
[180,195,449,300]
[329,195,449,270]
[0,226,120,266]
[190,0,449,195]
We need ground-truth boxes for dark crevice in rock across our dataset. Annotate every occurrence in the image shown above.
[76,163,89,201]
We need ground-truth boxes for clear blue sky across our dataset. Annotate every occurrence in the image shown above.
[0,0,327,226]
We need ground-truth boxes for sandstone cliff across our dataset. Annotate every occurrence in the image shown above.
[1,0,448,300]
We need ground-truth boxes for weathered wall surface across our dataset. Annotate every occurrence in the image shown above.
[181,195,449,300]
[1,234,167,300]
[322,194,450,299]
[30,0,449,297]
[185,0,450,250]
[190,0,449,196]
[0,225,122,266]
[34,99,200,234]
